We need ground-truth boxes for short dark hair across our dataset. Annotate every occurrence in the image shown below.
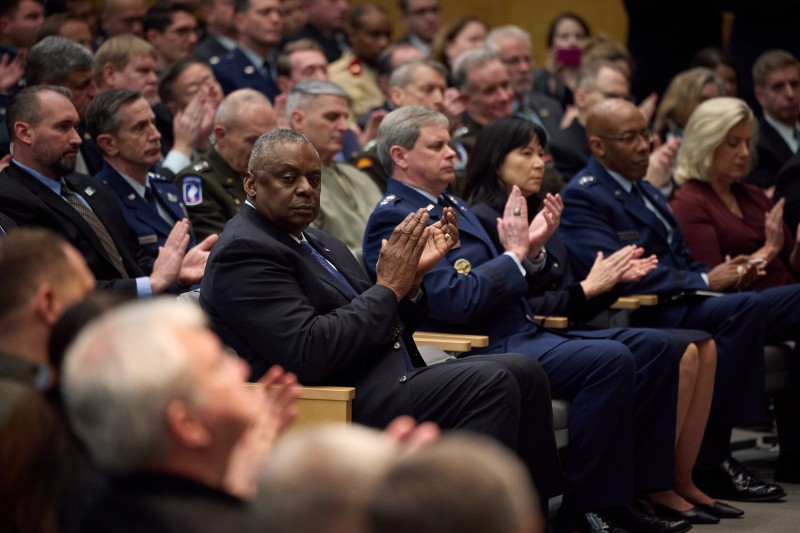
[463,117,546,213]
[6,85,72,140]
[349,3,387,30]
[143,1,195,34]
[546,12,591,48]
[0,0,44,18]
[158,57,203,105]
[25,35,93,86]
[86,89,142,142]
[249,128,313,171]
[233,0,251,13]
[0,228,71,330]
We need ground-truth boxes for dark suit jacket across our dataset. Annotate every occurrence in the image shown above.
[78,473,259,533]
[745,115,794,189]
[0,211,17,235]
[194,33,231,63]
[776,148,800,234]
[0,162,146,296]
[560,157,708,318]
[211,47,279,101]
[200,205,428,426]
[549,118,590,181]
[519,91,565,140]
[98,163,195,258]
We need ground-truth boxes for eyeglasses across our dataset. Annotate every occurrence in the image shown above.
[597,130,654,145]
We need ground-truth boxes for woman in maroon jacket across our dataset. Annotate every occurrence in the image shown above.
[671,97,800,291]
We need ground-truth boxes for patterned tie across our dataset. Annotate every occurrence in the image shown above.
[300,240,358,296]
[61,185,129,278]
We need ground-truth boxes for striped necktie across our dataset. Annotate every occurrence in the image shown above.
[61,185,129,278]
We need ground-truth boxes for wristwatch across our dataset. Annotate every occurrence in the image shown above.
[530,246,547,265]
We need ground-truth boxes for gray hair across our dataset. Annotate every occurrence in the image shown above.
[286,80,348,124]
[248,128,315,171]
[376,105,449,174]
[485,25,531,52]
[389,58,447,90]
[6,85,72,140]
[451,48,499,92]
[215,88,272,128]
[258,425,398,533]
[674,97,756,185]
[62,299,208,473]
[26,36,94,86]
[86,89,142,142]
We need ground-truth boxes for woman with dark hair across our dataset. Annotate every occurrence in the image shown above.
[532,12,591,109]
[690,47,739,98]
[430,16,488,82]
[465,117,738,523]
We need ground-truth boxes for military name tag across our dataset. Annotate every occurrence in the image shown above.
[138,234,158,245]
[617,230,640,241]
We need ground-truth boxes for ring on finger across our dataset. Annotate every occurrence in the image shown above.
[444,232,451,241]
[736,265,746,274]
[513,206,521,216]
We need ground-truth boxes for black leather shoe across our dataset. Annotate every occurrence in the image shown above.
[555,511,629,533]
[605,503,692,533]
[688,500,745,519]
[650,503,719,524]
[693,458,786,502]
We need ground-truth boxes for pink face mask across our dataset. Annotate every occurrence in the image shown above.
[555,47,582,68]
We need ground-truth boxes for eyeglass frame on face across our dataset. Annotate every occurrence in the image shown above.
[595,129,654,146]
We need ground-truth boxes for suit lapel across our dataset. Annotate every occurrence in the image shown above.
[102,167,174,237]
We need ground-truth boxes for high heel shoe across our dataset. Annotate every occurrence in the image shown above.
[687,499,744,519]
[650,503,719,524]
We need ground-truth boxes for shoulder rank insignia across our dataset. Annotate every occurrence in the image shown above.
[182,176,203,206]
[453,125,469,138]
[167,192,178,202]
[192,160,210,172]
[355,157,374,169]
[378,194,396,206]
[577,175,595,186]
[243,65,255,75]
[209,56,221,65]
[454,258,471,275]
[148,172,167,182]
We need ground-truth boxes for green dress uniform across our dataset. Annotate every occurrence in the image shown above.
[173,148,246,241]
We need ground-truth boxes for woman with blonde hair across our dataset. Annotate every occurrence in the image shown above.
[671,96,800,484]
[653,68,725,141]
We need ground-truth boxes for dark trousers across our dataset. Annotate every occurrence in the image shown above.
[402,353,565,500]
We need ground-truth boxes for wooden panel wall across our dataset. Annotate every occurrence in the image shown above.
[363,0,629,67]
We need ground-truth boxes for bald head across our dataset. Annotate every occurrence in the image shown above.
[586,99,651,181]
[214,89,277,174]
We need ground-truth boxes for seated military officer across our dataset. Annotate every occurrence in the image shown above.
[175,89,277,241]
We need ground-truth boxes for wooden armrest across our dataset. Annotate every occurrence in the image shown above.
[534,315,569,329]
[629,294,659,306]
[413,332,472,352]
[610,297,642,310]
[414,332,489,348]
[247,384,356,427]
